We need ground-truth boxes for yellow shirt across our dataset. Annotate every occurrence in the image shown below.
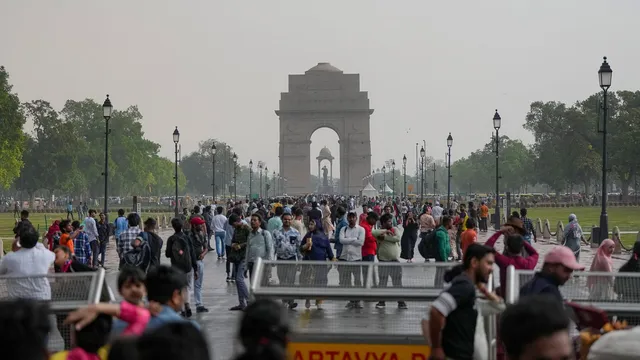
[50,346,109,360]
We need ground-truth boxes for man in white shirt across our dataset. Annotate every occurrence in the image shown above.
[84,209,100,267]
[431,201,444,225]
[338,211,366,309]
[0,229,55,300]
[212,206,228,259]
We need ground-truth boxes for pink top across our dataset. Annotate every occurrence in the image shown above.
[120,301,151,335]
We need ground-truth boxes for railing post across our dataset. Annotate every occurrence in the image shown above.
[506,265,517,304]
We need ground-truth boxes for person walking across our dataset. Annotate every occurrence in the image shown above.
[563,213,583,261]
[165,218,198,318]
[228,215,252,311]
[96,213,109,267]
[212,206,228,260]
[245,213,273,282]
[84,209,100,268]
[188,217,209,313]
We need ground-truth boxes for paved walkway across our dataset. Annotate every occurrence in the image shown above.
[95,226,631,359]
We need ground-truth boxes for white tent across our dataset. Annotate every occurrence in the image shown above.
[383,183,394,195]
[361,183,378,198]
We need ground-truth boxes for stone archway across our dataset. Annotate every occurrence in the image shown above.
[276,63,373,195]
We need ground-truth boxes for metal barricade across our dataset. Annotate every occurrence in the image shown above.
[506,266,640,324]
[251,259,499,360]
[0,268,112,352]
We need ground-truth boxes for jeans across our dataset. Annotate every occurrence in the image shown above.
[234,261,249,306]
[99,241,107,265]
[90,241,99,267]
[480,217,488,231]
[215,232,226,257]
[194,260,204,307]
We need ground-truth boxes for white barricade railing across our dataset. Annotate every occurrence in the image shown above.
[251,258,498,360]
[0,268,113,352]
[506,266,640,323]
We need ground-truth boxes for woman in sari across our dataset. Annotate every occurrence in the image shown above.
[563,213,583,261]
[587,239,615,300]
[300,219,335,310]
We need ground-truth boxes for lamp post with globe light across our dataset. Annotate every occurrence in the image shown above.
[493,110,501,230]
[598,57,613,243]
[173,127,180,217]
[447,133,453,208]
[102,95,112,222]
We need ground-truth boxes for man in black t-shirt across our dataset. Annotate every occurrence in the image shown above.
[424,244,496,360]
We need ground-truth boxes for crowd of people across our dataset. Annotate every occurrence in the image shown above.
[1,194,640,360]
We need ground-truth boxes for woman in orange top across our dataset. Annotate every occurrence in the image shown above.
[460,218,478,258]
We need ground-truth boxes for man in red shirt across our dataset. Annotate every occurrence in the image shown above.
[358,205,369,225]
[360,211,379,286]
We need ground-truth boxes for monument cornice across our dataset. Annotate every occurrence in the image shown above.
[275,109,374,116]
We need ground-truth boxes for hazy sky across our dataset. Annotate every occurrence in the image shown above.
[3,0,640,179]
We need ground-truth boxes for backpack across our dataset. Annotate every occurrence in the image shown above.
[170,233,192,273]
[417,230,440,261]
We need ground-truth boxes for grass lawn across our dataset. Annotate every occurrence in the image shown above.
[527,207,640,247]
[1,211,174,253]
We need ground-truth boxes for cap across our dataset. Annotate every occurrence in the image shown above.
[588,327,640,359]
[190,217,205,226]
[544,246,585,270]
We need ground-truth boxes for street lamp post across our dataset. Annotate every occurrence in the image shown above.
[272,171,276,198]
[447,132,453,208]
[420,147,425,205]
[172,127,180,217]
[493,110,502,230]
[277,173,281,196]
[265,166,268,198]
[432,163,437,198]
[391,160,396,198]
[258,162,263,198]
[233,153,238,202]
[598,56,613,243]
[402,155,407,197]
[249,160,253,200]
[211,144,217,203]
[102,95,112,222]
[382,166,386,197]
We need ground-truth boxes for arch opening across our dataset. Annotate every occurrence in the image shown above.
[310,127,340,193]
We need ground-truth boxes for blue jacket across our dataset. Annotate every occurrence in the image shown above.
[519,272,563,303]
[333,216,348,258]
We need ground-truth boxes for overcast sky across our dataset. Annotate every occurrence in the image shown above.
[3,0,640,179]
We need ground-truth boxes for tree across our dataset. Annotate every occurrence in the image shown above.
[0,66,26,189]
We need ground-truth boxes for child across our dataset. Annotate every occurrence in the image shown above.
[110,266,150,336]
[51,313,112,360]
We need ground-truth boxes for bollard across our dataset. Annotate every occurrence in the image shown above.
[543,219,552,240]
[556,221,564,245]
[535,218,543,239]
[612,227,622,255]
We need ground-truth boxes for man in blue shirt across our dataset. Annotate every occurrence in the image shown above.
[114,208,128,241]
[145,265,199,331]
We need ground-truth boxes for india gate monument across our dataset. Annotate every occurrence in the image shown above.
[276,63,373,195]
